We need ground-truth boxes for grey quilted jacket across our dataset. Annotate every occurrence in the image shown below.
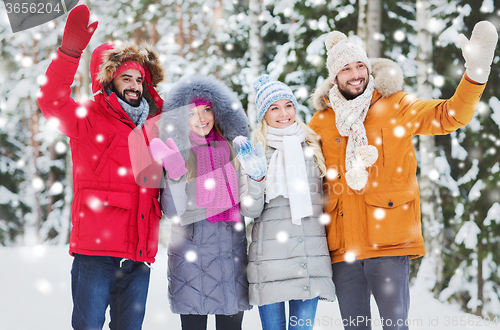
[241,143,336,306]
[158,75,251,315]
[162,176,251,315]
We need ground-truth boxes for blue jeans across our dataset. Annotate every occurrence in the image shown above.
[332,256,410,330]
[71,254,151,330]
[258,297,319,330]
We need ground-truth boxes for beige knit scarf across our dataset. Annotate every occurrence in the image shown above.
[329,76,378,190]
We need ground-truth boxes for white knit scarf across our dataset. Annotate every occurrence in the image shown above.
[329,76,378,190]
[266,122,313,225]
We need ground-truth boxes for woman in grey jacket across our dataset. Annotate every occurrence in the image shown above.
[149,76,263,330]
[233,75,336,330]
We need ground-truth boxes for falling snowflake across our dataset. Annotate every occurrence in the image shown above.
[428,169,440,181]
[234,222,244,232]
[48,182,63,195]
[55,141,67,154]
[76,107,88,118]
[242,196,254,207]
[276,231,289,243]
[204,178,215,190]
[326,168,338,180]
[32,177,44,191]
[96,135,104,143]
[185,250,197,262]
[48,117,60,129]
[374,208,386,220]
[433,75,445,87]
[345,251,356,263]
[393,126,405,138]
[118,168,127,176]
[36,75,48,86]
[319,213,331,225]
[87,197,103,211]
[393,30,405,42]
[21,56,33,67]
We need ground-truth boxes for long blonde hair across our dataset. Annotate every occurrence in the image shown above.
[186,124,239,182]
[252,116,326,177]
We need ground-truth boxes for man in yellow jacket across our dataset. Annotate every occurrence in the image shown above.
[308,22,498,330]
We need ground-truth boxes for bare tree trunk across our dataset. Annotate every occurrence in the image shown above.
[416,0,444,295]
[176,2,185,58]
[477,250,484,316]
[366,0,381,57]
[357,0,368,51]
[150,19,160,45]
[247,0,263,130]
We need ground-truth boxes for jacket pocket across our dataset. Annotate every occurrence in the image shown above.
[365,190,418,246]
[77,189,132,252]
[93,134,120,176]
[324,198,344,251]
[367,128,390,168]
[147,197,162,257]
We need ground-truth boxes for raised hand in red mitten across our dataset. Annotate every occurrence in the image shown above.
[61,5,98,58]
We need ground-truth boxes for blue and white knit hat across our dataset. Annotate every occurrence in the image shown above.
[253,74,298,122]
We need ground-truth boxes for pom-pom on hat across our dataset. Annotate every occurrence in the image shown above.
[325,31,371,81]
[253,74,298,122]
[111,60,146,83]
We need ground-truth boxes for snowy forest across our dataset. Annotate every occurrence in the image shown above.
[1,0,499,320]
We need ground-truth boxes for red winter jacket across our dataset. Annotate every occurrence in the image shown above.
[38,43,164,263]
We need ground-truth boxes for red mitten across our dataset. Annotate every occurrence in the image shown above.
[61,5,98,58]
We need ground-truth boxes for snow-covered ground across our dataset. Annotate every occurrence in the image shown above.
[1,245,498,330]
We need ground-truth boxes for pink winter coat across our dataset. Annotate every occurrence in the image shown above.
[38,43,165,263]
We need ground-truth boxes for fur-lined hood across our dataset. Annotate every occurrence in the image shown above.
[311,58,404,111]
[158,75,249,161]
[90,41,165,94]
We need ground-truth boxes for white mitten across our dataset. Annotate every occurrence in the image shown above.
[457,21,498,84]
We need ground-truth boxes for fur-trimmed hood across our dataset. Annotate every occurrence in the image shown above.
[311,58,404,111]
[158,75,249,161]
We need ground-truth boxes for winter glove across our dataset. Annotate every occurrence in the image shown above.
[458,20,498,84]
[232,136,267,181]
[149,138,187,180]
[61,5,98,58]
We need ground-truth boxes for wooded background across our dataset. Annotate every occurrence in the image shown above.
[1,0,499,318]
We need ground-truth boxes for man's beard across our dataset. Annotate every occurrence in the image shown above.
[111,85,143,107]
[337,79,368,101]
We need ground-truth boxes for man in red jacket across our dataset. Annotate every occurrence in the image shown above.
[38,5,168,329]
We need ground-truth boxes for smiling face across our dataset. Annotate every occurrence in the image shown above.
[110,69,144,107]
[189,104,215,137]
[263,99,296,129]
[335,61,369,100]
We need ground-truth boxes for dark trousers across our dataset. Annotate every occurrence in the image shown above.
[71,254,151,330]
[180,312,244,330]
[332,256,410,330]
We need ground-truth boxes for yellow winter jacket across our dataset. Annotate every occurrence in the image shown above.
[308,58,486,264]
